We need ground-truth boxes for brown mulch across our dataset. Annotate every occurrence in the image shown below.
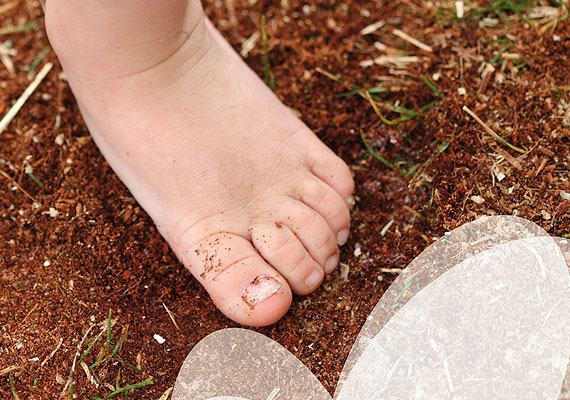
[1,0,569,398]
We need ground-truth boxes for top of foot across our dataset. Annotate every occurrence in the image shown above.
[46,2,354,326]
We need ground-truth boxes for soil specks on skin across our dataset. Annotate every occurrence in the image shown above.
[275,221,283,228]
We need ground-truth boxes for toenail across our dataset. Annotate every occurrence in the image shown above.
[337,229,349,246]
[347,195,356,207]
[242,275,283,309]
[325,253,339,274]
[305,268,323,288]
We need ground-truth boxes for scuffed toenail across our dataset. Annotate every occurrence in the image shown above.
[347,195,356,207]
[242,275,282,309]
[325,253,339,274]
[305,268,323,288]
[337,229,349,246]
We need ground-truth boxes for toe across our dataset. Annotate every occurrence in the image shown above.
[274,201,340,274]
[309,141,354,203]
[298,174,351,246]
[252,222,325,295]
[181,232,292,326]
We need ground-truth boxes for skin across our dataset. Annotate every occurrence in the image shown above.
[45,0,354,326]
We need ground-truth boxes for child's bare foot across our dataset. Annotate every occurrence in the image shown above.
[45,0,353,326]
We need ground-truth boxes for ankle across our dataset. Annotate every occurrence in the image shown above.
[45,0,205,80]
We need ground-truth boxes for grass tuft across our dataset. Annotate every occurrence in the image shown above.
[65,311,149,399]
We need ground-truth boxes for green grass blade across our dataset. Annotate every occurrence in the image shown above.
[9,372,19,400]
[490,44,514,65]
[107,377,154,398]
[0,21,38,36]
[261,16,274,91]
[112,331,129,358]
[359,131,396,170]
[78,329,105,366]
[28,46,51,76]
[421,75,442,98]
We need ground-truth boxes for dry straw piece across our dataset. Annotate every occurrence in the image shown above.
[462,105,526,154]
[0,62,53,135]
[0,365,20,377]
[392,29,433,52]
[360,20,385,35]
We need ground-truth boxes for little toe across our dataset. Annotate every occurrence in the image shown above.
[298,174,351,246]
[252,222,325,295]
[309,141,355,202]
[182,233,292,326]
[275,201,340,274]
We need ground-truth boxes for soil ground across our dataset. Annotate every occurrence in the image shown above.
[1,0,569,398]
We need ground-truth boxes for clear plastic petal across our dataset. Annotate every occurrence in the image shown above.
[335,216,570,399]
[172,328,331,400]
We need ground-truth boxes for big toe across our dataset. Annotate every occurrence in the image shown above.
[181,233,292,326]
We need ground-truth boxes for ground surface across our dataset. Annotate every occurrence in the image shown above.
[1,0,569,398]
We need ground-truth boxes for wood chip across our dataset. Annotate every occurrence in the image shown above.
[240,31,260,57]
[491,164,506,182]
[360,20,385,35]
[381,219,395,236]
[339,262,350,281]
[480,18,499,27]
[353,243,362,257]
[0,43,17,56]
[478,62,496,94]
[392,29,433,52]
[373,55,421,66]
[471,195,485,204]
[374,41,388,51]
[561,191,570,201]
[55,133,65,146]
[528,6,561,18]
[455,0,465,18]
[380,268,403,274]
[158,387,174,400]
[55,373,65,385]
[0,43,16,75]
[0,52,15,75]
[359,59,375,68]
[501,52,521,61]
